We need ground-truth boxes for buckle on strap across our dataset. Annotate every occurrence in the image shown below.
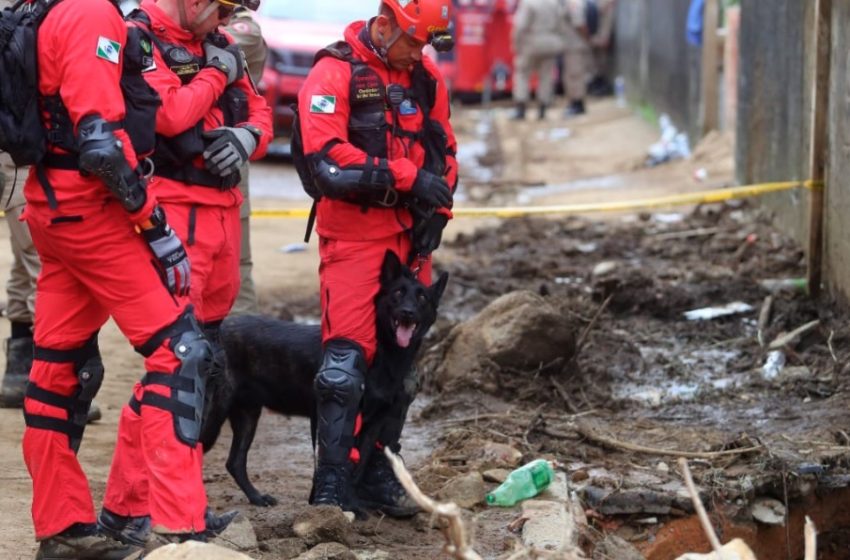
[375,187,398,208]
[135,307,196,358]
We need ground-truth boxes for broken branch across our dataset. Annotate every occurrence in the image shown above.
[576,423,763,459]
[678,458,722,554]
[385,448,483,560]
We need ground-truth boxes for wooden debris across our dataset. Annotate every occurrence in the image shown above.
[804,516,817,560]
[385,448,483,560]
[756,295,773,347]
[575,423,763,459]
[768,319,820,350]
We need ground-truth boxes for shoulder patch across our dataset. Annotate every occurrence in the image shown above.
[96,36,121,64]
[310,95,336,114]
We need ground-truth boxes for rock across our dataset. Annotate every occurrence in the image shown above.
[592,534,644,560]
[292,505,355,547]
[211,513,258,551]
[145,541,254,559]
[293,542,357,560]
[540,472,569,502]
[478,442,523,468]
[434,291,577,390]
[751,497,786,525]
[353,550,391,560]
[675,538,757,560]
[261,538,307,559]
[520,499,579,552]
[591,261,619,280]
[583,485,695,515]
[656,462,670,474]
[483,468,511,483]
[437,471,486,509]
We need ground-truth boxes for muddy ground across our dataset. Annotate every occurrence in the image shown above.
[1,98,848,560]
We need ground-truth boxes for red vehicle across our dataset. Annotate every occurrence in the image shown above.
[438,0,517,103]
[255,0,376,145]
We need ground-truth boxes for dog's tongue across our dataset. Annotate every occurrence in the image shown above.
[396,324,415,348]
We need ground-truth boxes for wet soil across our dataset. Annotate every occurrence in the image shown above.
[1,98,847,559]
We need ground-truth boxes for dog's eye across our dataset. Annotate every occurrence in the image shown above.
[417,292,427,303]
[394,288,404,299]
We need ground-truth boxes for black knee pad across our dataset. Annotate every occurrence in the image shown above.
[314,339,366,464]
[131,309,212,446]
[25,332,103,453]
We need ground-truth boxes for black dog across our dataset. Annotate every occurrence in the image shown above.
[200,250,448,507]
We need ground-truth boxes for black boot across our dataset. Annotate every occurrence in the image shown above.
[98,509,150,548]
[0,336,32,408]
[538,104,547,121]
[510,102,526,120]
[204,507,239,536]
[564,99,586,117]
[354,451,420,518]
[310,462,356,511]
[35,522,139,560]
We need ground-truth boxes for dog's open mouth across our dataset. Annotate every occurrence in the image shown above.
[394,319,417,348]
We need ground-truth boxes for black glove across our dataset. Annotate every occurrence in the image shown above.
[413,213,449,256]
[202,126,258,176]
[410,169,452,209]
[141,207,191,297]
[203,41,244,85]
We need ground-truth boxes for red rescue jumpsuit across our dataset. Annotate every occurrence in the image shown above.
[131,0,272,326]
[297,20,458,364]
[21,0,203,539]
[101,0,271,532]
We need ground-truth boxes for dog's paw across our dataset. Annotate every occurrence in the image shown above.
[250,494,278,507]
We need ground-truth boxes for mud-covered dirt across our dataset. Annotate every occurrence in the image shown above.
[1,98,847,559]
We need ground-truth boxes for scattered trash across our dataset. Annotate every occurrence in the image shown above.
[761,350,786,381]
[614,76,626,107]
[486,459,555,507]
[646,114,691,167]
[652,212,685,224]
[548,127,572,141]
[693,167,709,182]
[279,242,307,253]
[576,242,598,253]
[751,497,786,525]
[759,277,808,293]
[683,302,754,321]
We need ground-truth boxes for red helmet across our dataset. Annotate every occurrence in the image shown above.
[382,0,452,44]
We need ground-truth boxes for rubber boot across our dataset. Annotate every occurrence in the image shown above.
[123,509,240,558]
[510,102,526,121]
[0,336,32,408]
[311,462,356,511]
[35,522,139,560]
[564,99,586,117]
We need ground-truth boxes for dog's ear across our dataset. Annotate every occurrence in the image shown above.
[380,250,403,286]
[429,272,449,305]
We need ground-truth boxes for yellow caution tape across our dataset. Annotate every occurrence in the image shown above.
[0,180,819,220]
[249,180,822,219]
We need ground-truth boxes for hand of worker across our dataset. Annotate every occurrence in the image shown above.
[140,207,191,296]
[202,126,258,177]
[413,212,449,256]
[203,41,245,85]
[410,169,452,209]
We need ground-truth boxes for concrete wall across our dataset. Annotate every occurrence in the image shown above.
[615,0,699,137]
[824,1,850,300]
[736,0,815,248]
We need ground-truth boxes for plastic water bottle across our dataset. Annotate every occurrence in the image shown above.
[614,76,626,107]
[485,459,555,507]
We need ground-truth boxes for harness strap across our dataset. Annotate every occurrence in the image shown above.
[33,332,99,364]
[155,164,240,190]
[134,307,196,358]
[127,371,197,418]
[187,205,197,246]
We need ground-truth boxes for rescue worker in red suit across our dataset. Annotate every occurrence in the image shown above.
[297,0,457,517]
[97,0,271,552]
[20,0,229,556]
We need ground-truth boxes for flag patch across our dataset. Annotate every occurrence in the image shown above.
[310,95,336,114]
[96,36,121,64]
